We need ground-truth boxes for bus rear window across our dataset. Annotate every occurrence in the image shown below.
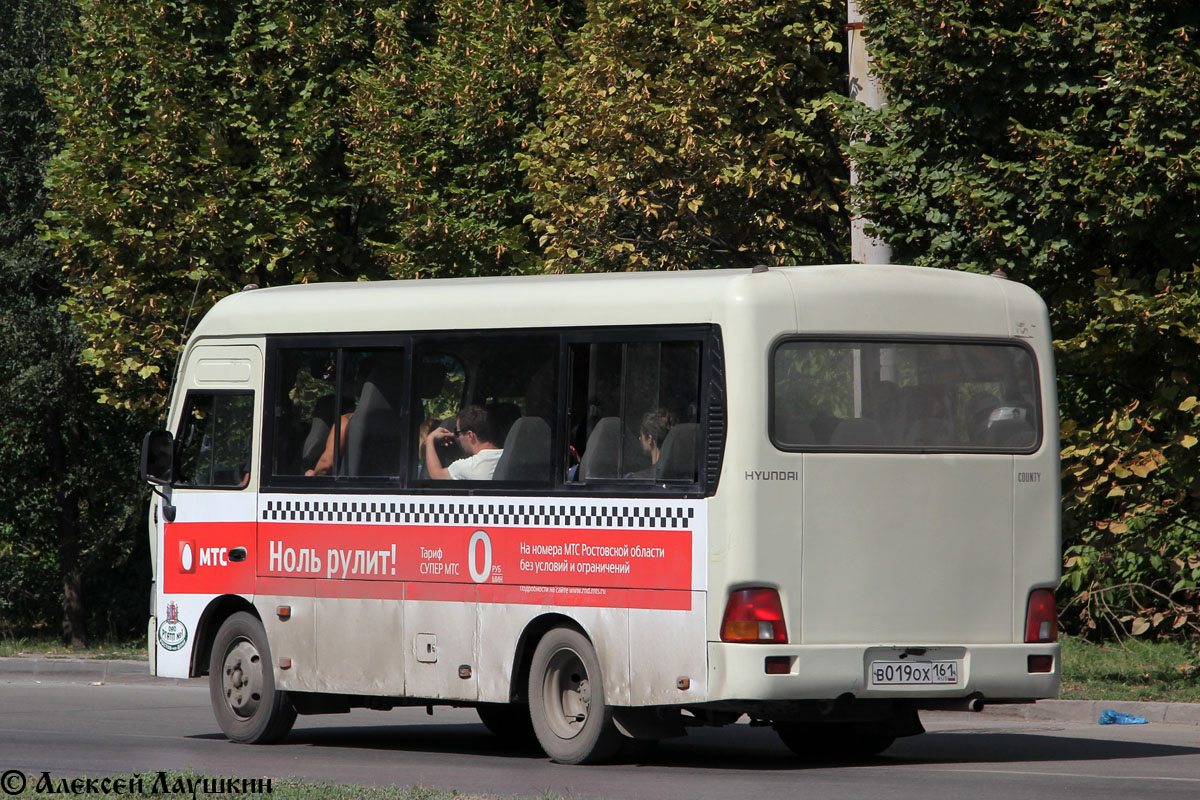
[771,339,1040,452]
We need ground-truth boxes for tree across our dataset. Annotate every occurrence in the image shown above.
[844,0,1200,637]
[350,0,577,277]
[522,0,849,272]
[1,0,148,645]
[43,0,393,414]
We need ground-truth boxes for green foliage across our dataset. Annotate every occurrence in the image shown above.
[522,0,849,271]
[1060,636,1200,702]
[349,0,568,276]
[847,0,1200,637]
[1,0,149,643]
[43,0,394,412]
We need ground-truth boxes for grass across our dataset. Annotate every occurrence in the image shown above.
[4,772,563,800]
[0,636,146,660]
[1059,636,1200,703]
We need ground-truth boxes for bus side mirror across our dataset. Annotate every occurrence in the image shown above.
[141,430,175,486]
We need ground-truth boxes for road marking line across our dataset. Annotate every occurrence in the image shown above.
[930,768,1200,784]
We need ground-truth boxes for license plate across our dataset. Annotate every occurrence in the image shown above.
[869,660,959,686]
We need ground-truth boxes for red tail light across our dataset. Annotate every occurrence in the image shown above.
[721,588,788,643]
[1025,588,1057,643]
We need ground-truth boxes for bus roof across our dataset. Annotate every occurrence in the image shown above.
[189,264,1045,340]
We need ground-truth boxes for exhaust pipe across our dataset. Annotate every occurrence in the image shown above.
[921,694,985,712]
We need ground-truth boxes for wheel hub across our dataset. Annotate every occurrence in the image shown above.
[222,640,263,719]
[544,649,590,739]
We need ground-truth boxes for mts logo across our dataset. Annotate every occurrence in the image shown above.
[199,547,230,567]
[179,541,231,573]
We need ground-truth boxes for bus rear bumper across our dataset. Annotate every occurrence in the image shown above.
[706,642,1060,705]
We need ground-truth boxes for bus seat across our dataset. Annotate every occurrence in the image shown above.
[344,362,405,477]
[655,422,700,481]
[777,416,815,446]
[903,417,955,447]
[301,394,335,470]
[966,392,1001,445]
[830,418,883,446]
[985,418,1036,448]
[487,402,521,445]
[492,416,552,482]
[579,416,621,479]
[810,414,839,444]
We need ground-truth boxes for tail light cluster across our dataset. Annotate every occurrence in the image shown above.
[1024,588,1058,643]
[720,588,788,643]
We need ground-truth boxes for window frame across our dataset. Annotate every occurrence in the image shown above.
[560,325,719,495]
[768,334,1043,455]
[259,325,726,498]
[171,389,256,491]
[261,334,413,491]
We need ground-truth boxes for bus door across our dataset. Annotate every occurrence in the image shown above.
[256,345,411,696]
[156,344,261,678]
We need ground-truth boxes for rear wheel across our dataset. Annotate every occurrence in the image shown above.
[528,628,623,764]
[208,612,296,744]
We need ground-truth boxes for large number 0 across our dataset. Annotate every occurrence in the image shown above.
[468,529,492,583]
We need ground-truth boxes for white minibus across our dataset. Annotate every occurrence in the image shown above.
[141,264,1059,763]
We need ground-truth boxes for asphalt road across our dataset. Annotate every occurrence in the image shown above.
[1,678,1199,800]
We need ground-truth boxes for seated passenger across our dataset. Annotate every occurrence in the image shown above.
[424,405,503,480]
[626,408,676,478]
[305,410,353,476]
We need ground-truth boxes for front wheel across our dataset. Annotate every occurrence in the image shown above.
[476,703,538,749]
[528,627,623,764]
[208,611,296,744]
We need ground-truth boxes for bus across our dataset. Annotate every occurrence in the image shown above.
[140,264,1060,764]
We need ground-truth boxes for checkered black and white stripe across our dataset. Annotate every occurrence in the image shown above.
[262,498,697,529]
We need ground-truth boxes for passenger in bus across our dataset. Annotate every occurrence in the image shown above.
[414,416,441,479]
[424,405,504,480]
[304,410,353,476]
[626,408,676,478]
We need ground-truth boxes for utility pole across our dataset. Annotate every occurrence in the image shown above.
[847,1,893,265]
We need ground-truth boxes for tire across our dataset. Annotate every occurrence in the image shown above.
[774,723,895,761]
[208,612,296,744]
[476,703,539,749]
[528,627,623,764]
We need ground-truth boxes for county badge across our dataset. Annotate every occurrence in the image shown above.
[158,601,188,651]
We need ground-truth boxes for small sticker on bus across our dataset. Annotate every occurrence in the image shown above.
[157,602,188,652]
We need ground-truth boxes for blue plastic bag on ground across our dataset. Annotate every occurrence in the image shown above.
[1099,709,1148,725]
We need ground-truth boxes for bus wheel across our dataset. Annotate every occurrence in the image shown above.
[774,723,895,760]
[476,703,538,748]
[528,628,622,764]
[209,612,296,744]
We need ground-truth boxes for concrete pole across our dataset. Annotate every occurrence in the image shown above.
[847,1,893,265]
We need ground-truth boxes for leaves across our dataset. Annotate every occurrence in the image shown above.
[1,0,151,642]
[44,0,394,413]
[846,0,1200,638]
[522,0,849,272]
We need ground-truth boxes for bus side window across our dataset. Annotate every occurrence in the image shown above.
[175,392,254,489]
[269,347,406,481]
[271,349,338,477]
[413,335,557,486]
[570,339,702,484]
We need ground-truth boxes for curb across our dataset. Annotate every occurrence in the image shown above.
[3,657,1199,727]
[0,656,195,686]
[982,698,1200,727]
